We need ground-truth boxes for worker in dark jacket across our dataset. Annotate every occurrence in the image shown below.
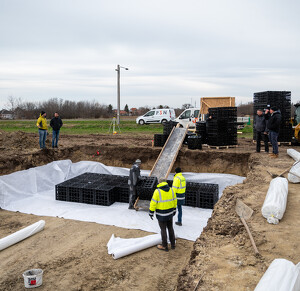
[128,159,142,209]
[265,107,282,158]
[149,179,177,251]
[50,112,63,148]
[254,109,269,153]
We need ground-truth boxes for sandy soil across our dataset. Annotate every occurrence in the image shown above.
[0,130,300,290]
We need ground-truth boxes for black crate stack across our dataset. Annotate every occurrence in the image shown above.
[253,91,292,142]
[195,121,207,144]
[56,173,219,209]
[153,134,168,147]
[187,135,202,150]
[153,121,178,147]
[206,107,238,146]
[137,177,158,200]
[166,180,219,209]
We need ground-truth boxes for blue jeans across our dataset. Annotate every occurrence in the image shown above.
[38,129,47,149]
[52,130,60,147]
[177,204,182,223]
[269,130,279,154]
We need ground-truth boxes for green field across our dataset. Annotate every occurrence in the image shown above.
[0,119,253,137]
[0,119,163,135]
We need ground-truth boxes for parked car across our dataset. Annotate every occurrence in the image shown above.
[136,109,176,125]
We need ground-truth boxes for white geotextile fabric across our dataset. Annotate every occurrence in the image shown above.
[287,149,300,162]
[0,220,45,251]
[254,259,300,291]
[261,177,288,224]
[287,149,300,183]
[0,160,245,241]
[288,161,300,183]
[107,233,162,259]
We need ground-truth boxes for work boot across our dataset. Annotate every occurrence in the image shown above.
[157,244,168,252]
[269,153,275,157]
[271,154,279,159]
[175,221,182,226]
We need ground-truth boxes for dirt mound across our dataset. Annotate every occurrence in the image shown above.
[0,130,38,152]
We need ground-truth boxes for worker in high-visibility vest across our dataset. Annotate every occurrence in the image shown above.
[149,178,177,251]
[172,167,186,226]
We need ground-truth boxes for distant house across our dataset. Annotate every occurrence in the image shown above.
[113,109,128,116]
[0,110,14,119]
[129,108,138,116]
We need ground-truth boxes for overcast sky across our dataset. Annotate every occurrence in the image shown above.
[0,0,299,110]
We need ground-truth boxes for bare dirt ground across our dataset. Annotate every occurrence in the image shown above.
[0,130,300,290]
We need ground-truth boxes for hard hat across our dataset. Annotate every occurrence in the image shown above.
[135,159,141,164]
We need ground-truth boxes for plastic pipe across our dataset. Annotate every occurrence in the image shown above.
[0,220,45,251]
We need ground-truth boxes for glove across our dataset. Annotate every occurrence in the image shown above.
[149,213,154,220]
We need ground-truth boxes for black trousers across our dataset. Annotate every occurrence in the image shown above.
[129,186,137,208]
[256,131,269,152]
[158,218,175,248]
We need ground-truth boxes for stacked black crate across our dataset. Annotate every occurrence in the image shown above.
[253,91,292,142]
[154,134,168,147]
[195,121,207,144]
[154,121,178,147]
[187,135,202,150]
[206,107,237,146]
[137,177,158,200]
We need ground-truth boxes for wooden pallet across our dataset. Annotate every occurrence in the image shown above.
[203,144,238,150]
[252,140,291,146]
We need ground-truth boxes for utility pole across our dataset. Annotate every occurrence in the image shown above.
[115,64,129,125]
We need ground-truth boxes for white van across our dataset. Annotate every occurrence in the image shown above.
[136,108,176,125]
[175,108,201,128]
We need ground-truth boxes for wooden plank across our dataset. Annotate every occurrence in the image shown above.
[149,125,176,177]
[150,124,187,180]
[200,97,235,114]
[164,125,188,179]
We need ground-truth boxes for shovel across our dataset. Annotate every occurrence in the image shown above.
[267,160,300,179]
[235,199,259,254]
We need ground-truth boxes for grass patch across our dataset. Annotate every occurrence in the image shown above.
[0,119,163,135]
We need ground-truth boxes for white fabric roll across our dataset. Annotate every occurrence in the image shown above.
[288,161,300,183]
[287,149,300,161]
[261,177,288,224]
[254,258,300,291]
[107,233,162,259]
[0,220,45,251]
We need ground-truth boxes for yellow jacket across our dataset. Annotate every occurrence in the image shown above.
[172,172,186,205]
[36,115,48,130]
[149,182,177,221]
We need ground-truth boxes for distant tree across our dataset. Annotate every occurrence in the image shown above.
[158,105,163,109]
[108,104,113,114]
[237,102,253,116]
[124,104,129,114]
[182,103,192,109]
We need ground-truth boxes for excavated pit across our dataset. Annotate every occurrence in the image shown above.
[0,145,250,178]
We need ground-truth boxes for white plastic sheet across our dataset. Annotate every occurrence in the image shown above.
[287,149,300,162]
[261,177,288,224]
[0,220,45,251]
[254,259,300,291]
[107,233,162,259]
[0,160,245,241]
[288,161,300,183]
[287,149,300,183]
